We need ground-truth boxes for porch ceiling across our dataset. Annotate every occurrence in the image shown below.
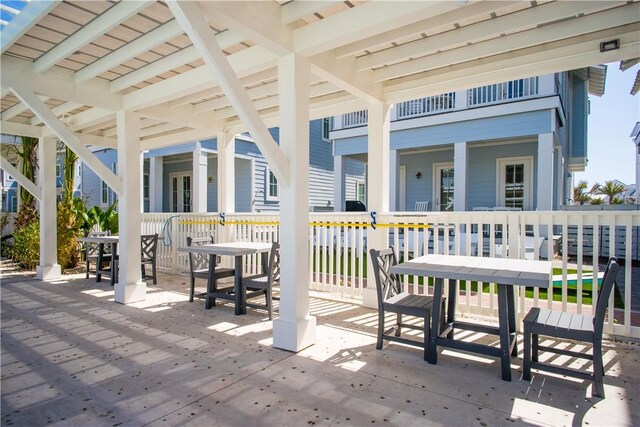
[1,0,638,149]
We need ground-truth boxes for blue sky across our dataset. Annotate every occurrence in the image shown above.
[574,62,639,186]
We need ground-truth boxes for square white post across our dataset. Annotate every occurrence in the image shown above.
[36,136,61,280]
[363,101,391,308]
[149,156,163,212]
[389,149,398,211]
[333,155,345,211]
[537,133,554,211]
[217,131,235,244]
[273,53,316,352]
[454,141,467,211]
[115,110,146,303]
[192,141,208,213]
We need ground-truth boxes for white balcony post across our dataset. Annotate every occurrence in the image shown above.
[217,131,235,244]
[149,156,163,212]
[140,153,145,212]
[389,149,398,211]
[537,133,554,211]
[115,110,145,304]
[364,101,391,308]
[333,155,346,211]
[273,53,316,352]
[192,141,208,213]
[36,136,61,281]
[454,141,467,211]
[455,90,468,110]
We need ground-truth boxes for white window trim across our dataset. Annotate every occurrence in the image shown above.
[143,171,150,202]
[10,196,17,212]
[321,117,331,142]
[266,167,279,201]
[495,156,534,210]
[169,171,192,213]
[432,162,454,211]
[100,181,109,207]
[355,179,366,205]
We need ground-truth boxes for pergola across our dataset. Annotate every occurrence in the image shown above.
[1,0,638,352]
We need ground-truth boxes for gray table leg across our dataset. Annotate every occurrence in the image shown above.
[446,279,456,339]
[205,254,215,309]
[96,243,104,282]
[110,243,117,287]
[428,277,445,364]
[235,255,244,315]
[507,285,517,357]
[497,284,512,381]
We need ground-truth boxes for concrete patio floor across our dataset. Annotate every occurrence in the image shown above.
[1,270,638,427]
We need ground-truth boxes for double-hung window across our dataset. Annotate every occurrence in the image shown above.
[266,168,278,201]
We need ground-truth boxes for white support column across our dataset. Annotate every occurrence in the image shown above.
[149,156,163,212]
[273,53,316,352]
[333,155,346,211]
[192,141,208,213]
[537,133,554,211]
[140,153,145,212]
[217,131,235,244]
[363,101,391,308]
[36,136,61,281]
[389,149,398,211]
[454,141,467,211]
[115,111,145,304]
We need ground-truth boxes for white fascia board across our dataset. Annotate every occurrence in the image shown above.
[2,56,122,110]
[294,1,454,56]
[110,31,246,93]
[383,27,640,104]
[334,1,503,58]
[34,1,153,74]
[357,1,614,71]
[122,45,277,110]
[30,102,83,125]
[0,0,60,55]
[373,3,640,82]
[0,155,40,200]
[281,1,340,25]
[168,0,289,185]
[310,53,382,103]
[1,96,49,121]
[0,121,43,138]
[200,1,292,56]
[75,19,182,84]
[329,126,368,140]
[10,83,122,195]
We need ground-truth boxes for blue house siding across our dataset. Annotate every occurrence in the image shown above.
[570,74,588,159]
[399,149,453,210]
[81,149,118,208]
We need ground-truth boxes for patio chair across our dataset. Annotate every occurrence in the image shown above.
[522,257,620,398]
[84,230,111,279]
[242,242,280,320]
[414,201,430,211]
[369,247,444,361]
[186,236,235,303]
[140,234,159,285]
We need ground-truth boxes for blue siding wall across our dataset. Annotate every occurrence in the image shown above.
[399,149,453,210]
[570,74,588,159]
[81,149,118,208]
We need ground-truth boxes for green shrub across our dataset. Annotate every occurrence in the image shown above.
[8,221,39,269]
[57,201,81,270]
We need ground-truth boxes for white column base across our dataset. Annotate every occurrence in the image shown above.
[114,280,147,304]
[362,287,378,309]
[273,315,317,352]
[36,264,61,281]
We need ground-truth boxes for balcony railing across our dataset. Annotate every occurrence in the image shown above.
[396,93,456,119]
[342,110,368,128]
[142,210,639,340]
[468,77,539,107]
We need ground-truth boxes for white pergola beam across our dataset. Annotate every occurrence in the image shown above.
[110,31,247,93]
[0,156,40,200]
[10,83,122,195]
[1,96,49,121]
[139,103,216,130]
[0,121,42,138]
[140,128,216,151]
[357,1,616,71]
[374,3,640,82]
[281,1,340,25]
[34,1,153,74]
[168,0,290,185]
[30,102,83,125]
[201,1,292,56]
[310,53,382,103]
[75,19,182,84]
[1,0,60,54]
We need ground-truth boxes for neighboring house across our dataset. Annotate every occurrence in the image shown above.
[81,119,357,213]
[330,68,606,212]
[631,121,640,204]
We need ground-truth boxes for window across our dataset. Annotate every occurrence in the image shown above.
[56,164,61,178]
[10,196,17,212]
[356,181,366,204]
[143,172,150,201]
[77,164,82,178]
[322,117,331,142]
[101,180,109,206]
[496,157,533,210]
[266,169,278,200]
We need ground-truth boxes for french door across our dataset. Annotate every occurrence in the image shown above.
[433,163,454,211]
[170,172,192,212]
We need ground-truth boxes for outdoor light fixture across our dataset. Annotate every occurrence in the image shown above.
[416,172,422,179]
[600,39,620,52]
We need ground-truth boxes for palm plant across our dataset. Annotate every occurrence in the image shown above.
[572,180,590,205]
[9,136,39,229]
[595,180,626,205]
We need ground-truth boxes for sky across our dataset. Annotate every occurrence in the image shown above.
[574,62,639,187]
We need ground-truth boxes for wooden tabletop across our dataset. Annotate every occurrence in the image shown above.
[178,241,272,256]
[391,254,552,288]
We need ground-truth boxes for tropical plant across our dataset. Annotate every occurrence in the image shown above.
[56,145,81,270]
[572,180,590,205]
[8,221,39,269]
[86,202,119,234]
[595,180,626,205]
[10,136,39,229]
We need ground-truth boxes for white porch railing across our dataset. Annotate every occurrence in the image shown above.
[396,93,456,119]
[141,210,639,340]
[468,77,539,107]
[341,110,368,128]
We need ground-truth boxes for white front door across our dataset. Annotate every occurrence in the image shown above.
[433,163,454,211]
[170,172,192,212]
[496,157,533,210]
